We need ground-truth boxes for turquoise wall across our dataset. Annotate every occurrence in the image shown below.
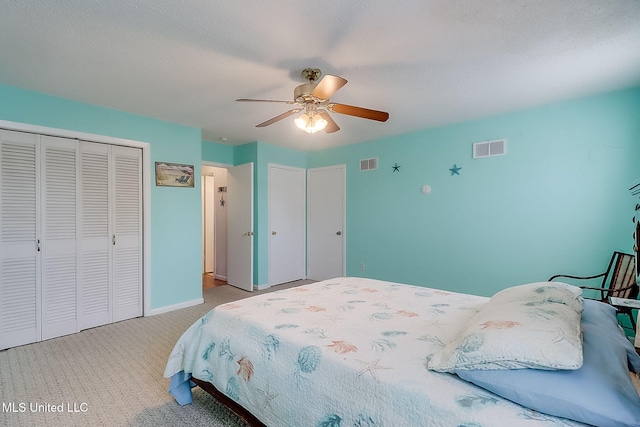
[202,139,234,165]
[0,84,203,310]
[6,80,635,314]
[309,87,640,297]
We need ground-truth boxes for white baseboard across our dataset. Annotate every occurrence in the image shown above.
[255,284,270,291]
[145,297,204,316]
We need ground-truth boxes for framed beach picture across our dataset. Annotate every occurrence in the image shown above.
[155,162,195,187]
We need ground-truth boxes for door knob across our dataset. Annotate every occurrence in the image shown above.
[336,231,342,236]
[272,231,277,235]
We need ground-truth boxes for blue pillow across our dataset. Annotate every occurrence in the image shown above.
[456,299,640,427]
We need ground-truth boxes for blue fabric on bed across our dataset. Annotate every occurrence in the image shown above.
[456,299,640,427]
[168,370,195,405]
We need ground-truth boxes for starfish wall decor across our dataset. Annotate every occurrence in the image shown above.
[449,164,462,175]
[392,163,401,173]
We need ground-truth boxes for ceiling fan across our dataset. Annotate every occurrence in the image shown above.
[236,68,389,134]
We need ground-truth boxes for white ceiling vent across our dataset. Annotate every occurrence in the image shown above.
[360,158,378,171]
[473,139,507,159]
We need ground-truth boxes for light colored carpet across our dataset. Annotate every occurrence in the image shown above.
[0,280,312,427]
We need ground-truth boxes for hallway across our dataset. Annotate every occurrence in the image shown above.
[202,273,227,289]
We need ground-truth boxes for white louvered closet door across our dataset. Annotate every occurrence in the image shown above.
[0,131,143,350]
[40,136,79,341]
[78,142,111,330]
[78,143,142,328]
[112,145,142,322]
[0,130,40,350]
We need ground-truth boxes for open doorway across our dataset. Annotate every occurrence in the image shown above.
[202,165,229,289]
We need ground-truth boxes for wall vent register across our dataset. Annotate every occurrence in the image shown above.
[473,139,507,158]
[360,158,378,171]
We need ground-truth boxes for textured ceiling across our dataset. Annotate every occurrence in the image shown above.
[0,0,638,150]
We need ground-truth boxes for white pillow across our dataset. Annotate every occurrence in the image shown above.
[490,282,583,313]
[427,287,584,372]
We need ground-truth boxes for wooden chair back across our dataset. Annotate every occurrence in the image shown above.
[606,252,638,300]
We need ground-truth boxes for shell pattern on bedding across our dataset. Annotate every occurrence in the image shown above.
[165,277,587,427]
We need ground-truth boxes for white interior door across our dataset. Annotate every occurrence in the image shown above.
[78,143,142,327]
[111,145,142,322]
[0,124,146,350]
[227,162,253,291]
[40,136,78,340]
[307,165,346,281]
[78,142,111,330]
[268,164,306,286]
[0,130,41,350]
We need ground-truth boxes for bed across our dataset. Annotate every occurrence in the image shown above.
[164,277,640,426]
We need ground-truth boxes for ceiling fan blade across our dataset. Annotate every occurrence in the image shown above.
[311,75,348,100]
[330,103,389,122]
[255,109,301,127]
[236,98,294,104]
[319,111,340,133]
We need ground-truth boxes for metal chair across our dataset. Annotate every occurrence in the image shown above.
[549,251,638,329]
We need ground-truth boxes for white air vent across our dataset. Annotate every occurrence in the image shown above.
[360,158,378,171]
[473,139,507,158]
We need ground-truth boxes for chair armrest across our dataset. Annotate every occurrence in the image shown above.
[548,272,606,281]
[580,284,638,303]
[549,273,607,300]
[579,284,638,293]
[579,286,607,291]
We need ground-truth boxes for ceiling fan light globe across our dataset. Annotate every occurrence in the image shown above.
[310,115,328,133]
[294,113,310,130]
[294,113,327,133]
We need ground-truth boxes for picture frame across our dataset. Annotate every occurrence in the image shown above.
[155,162,195,187]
